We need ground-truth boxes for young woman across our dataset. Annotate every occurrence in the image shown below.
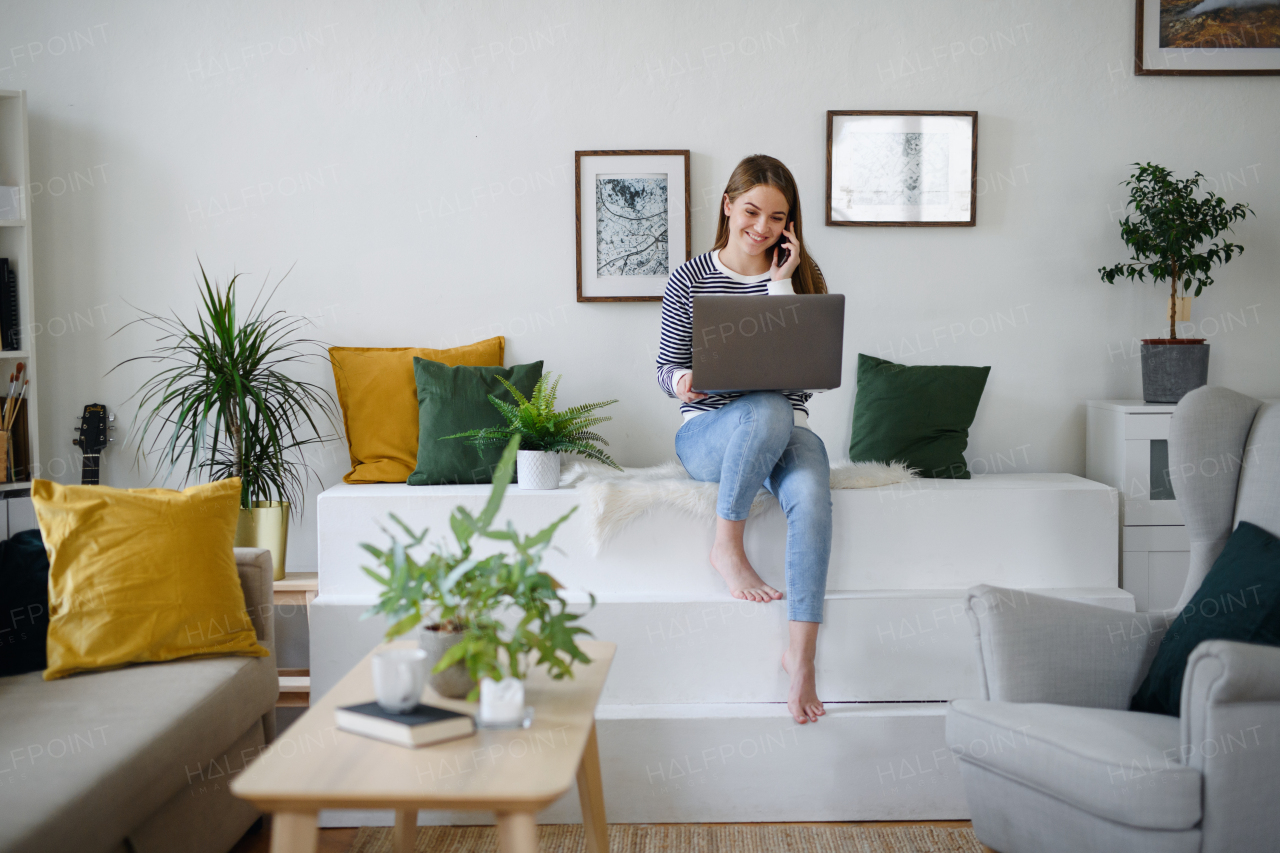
[655,154,831,725]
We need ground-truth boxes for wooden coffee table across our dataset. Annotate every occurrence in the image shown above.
[232,640,615,853]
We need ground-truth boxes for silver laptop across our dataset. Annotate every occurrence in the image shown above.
[690,294,845,393]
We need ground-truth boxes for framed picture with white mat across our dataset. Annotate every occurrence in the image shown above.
[826,111,977,227]
[575,150,690,302]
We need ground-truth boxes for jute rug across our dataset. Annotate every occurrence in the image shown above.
[346,823,983,852]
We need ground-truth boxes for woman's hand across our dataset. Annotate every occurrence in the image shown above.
[770,224,801,281]
[676,372,707,403]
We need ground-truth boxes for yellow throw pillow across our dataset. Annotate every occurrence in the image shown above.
[34,478,268,680]
[331,337,505,483]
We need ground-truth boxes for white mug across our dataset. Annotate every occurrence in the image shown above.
[372,648,427,714]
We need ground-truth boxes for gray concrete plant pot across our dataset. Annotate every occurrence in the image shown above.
[1140,339,1209,403]
[418,624,476,699]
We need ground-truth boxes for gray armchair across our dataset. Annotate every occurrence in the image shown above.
[945,387,1280,853]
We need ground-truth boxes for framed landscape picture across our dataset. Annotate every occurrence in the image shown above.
[826,111,977,227]
[575,150,690,302]
[1137,0,1280,75]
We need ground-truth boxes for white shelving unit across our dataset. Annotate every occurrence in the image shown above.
[0,90,40,493]
[1085,400,1187,612]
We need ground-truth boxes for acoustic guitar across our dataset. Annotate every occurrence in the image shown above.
[72,404,114,485]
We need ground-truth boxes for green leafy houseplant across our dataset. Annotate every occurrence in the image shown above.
[361,436,595,699]
[116,263,339,511]
[444,373,621,469]
[1099,162,1253,340]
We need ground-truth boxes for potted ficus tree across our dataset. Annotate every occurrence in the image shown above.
[445,373,620,490]
[361,436,595,718]
[117,263,339,579]
[1099,163,1253,403]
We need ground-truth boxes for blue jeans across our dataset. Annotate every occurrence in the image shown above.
[674,392,832,623]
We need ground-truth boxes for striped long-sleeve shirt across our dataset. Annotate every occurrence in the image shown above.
[656,250,813,426]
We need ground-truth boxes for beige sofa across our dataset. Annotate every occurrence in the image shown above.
[0,548,279,853]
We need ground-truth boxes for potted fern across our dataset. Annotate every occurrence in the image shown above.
[361,436,595,707]
[445,373,620,490]
[1099,163,1253,403]
[116,264,339,579]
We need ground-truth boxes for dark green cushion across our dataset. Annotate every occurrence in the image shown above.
[847,354,990,478]
[0,528,50,676]
[407,358,543,485]
[1130,520,1280,717]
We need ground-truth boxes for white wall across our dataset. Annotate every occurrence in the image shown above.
[6,0,1278,570]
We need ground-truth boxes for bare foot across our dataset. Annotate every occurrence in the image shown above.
[782,649,825,724]
[709,542,783,603]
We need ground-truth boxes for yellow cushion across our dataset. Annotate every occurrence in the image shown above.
[330,338,505,483]
[33,478,268,680]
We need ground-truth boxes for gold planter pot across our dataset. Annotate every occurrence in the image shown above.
[235,501,289,580]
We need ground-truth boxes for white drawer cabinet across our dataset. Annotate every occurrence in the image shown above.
[1086,400,1188,611]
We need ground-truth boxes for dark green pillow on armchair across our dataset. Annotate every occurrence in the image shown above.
[847,354,990,478]
[407,358,543,485]
[1130,520,1280,717]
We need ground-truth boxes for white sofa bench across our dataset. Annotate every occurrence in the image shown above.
[310,472,1130,825]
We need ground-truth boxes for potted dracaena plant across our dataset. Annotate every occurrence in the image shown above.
[115,263,339,579]
[444,373,620,490]
[361,436,594,710]
[1099,163,1253,403]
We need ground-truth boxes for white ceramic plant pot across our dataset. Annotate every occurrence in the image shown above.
[517,450,560,490]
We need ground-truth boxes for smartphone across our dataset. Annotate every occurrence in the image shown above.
[774,217,794,266]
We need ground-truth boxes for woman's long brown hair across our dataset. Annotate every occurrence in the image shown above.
[712,155,826,295]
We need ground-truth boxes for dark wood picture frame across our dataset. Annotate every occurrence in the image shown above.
[825,111,978,228]
[1136,0,1280,76]
[575,149,691,303]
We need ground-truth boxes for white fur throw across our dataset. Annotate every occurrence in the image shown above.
[560,458,917,554]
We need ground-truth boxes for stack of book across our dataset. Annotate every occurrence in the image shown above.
[0,259,18,351]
